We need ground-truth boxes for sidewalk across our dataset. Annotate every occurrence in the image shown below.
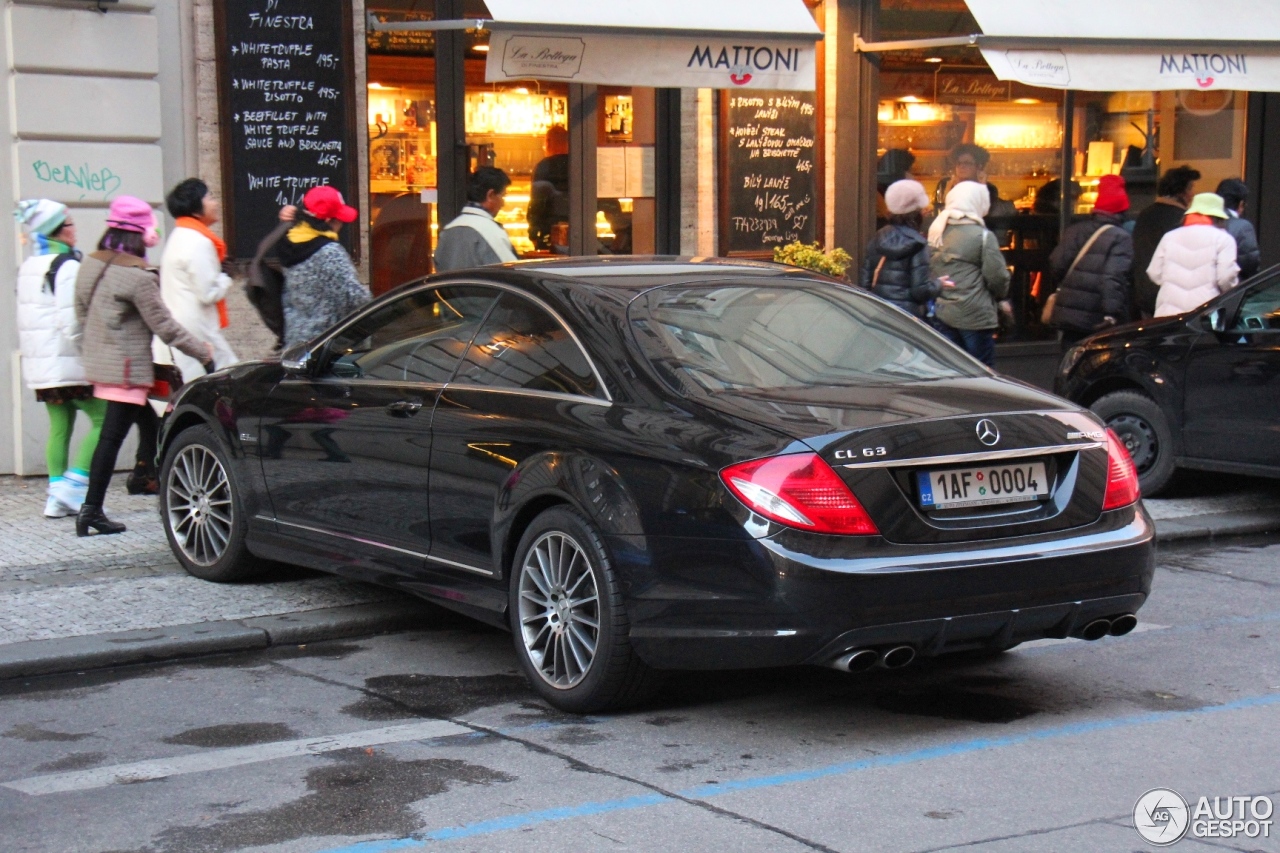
[2,473,1279,680]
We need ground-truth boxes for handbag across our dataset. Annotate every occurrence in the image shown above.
[1043,225,1116,326]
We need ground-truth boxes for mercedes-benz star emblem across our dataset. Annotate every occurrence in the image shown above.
[975,419,1000,446]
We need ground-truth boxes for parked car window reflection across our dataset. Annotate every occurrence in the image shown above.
[631,284,984,395]
[325,286,497,382]
[453,294,601,398]
[1231,277,1280,332]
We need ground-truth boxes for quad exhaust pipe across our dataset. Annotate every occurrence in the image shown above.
[834,649,880,673]
[1076,613,1139,641]
[831,645,917,673]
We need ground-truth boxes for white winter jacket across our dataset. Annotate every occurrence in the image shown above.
[16,251,85,389]
[152,225,238,380]
[1148,224,1239,317]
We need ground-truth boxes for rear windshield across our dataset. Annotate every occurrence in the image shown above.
[629,282,985,394]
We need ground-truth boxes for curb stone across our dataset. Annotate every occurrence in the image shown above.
[0,600,428,681]
[1153,508,1280,543]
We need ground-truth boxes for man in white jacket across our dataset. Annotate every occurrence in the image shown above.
[1148,192,1239,318]
[155,179,238,381]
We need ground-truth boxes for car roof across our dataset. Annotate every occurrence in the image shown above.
[486,255,823,295]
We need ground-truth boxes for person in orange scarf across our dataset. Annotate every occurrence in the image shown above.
[154,179,238,384]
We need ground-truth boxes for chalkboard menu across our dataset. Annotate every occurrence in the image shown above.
[215,0,357,259]
[721,91,818,255]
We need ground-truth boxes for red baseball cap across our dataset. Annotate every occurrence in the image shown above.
[303,186,358,223]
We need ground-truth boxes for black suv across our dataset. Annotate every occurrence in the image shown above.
[1056,266,1280,495]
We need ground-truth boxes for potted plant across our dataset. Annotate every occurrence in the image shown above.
[772,241,853,280]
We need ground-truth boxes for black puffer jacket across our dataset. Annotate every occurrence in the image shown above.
[1048,212,1133,333]
[859,225,939,318]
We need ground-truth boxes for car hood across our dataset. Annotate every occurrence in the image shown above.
[1080,314,1190,348]
[699,376,1077,448]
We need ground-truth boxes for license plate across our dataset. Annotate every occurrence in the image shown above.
[917,461,1049,510]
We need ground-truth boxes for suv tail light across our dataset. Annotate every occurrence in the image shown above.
[1102,428,1141,510]
[719,453,879,535]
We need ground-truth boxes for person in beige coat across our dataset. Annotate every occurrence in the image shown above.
[73,195,211,537]
[1148,193,1240,318]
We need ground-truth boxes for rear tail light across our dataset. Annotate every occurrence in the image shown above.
[719,453,879,535]
[1102,428,1141,510]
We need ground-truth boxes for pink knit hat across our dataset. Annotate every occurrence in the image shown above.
[106,195,160,247]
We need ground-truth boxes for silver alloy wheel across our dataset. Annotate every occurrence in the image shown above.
[517,531,601,689]
[165,445,234,567]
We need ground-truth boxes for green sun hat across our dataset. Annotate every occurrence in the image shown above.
[1185,192,1228,219]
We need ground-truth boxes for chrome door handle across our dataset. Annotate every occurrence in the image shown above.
[386,399,423,416]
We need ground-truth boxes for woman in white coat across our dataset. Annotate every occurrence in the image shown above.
[14,199,105,517]
[1148,193,1240,318]
[154,179,238,381]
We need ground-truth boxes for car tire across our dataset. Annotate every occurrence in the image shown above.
[509,506,657,713]
[159,424,266,582]
[1090,390,1177,497]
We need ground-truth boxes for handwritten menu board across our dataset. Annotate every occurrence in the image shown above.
[216,0,355,258]
[723,91,817,254]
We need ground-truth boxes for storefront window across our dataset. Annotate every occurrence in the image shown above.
[596,87,657,255]
[367,1,448,295]
[873,0,1249,347]
[464,81,570,256]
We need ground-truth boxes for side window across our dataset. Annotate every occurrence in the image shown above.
[325,286,497,382]
[1230,278,1280,332]
[452,293,601,398]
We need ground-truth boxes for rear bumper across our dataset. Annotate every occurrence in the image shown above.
[615,505,1155,670]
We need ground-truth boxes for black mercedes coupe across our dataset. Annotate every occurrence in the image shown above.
[157,258,1153,712]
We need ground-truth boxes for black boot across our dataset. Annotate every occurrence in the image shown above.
[125,461,158,496]
[76,504,126,537]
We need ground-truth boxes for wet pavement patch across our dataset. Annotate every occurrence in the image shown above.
[268,642,367,662]
[550,725,610,746]
[3,723,94,742]
[142,748,513,853]
[340,695,421,722]
[364,673,534,718]
[873,686,1039,724]
[162,722,298,749]
[502,700,583,726]
[35,751,108,772]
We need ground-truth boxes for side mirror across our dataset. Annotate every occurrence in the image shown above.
[280,344,312,373]
[1207,307,1227,333]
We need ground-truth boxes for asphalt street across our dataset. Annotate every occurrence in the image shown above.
[2,535,1278,853]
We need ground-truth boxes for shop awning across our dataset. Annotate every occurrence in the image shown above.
[860,0,1280,92]
[478,0,822,91]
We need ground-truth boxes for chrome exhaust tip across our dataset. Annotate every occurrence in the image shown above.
[1108,614,1138,636]
[1079,618,1113,641]
[880,645,917,669]
[833,649,880,673]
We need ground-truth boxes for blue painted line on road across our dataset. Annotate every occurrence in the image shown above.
[321,794,669,852]
[314,691,1280,852]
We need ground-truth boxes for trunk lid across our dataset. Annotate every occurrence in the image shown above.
[707,377,1114,544]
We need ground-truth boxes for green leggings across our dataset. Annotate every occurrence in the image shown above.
[45,397,107,478]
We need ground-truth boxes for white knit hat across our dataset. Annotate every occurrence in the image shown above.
[14,199,67,237]
[884,180,930,215]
